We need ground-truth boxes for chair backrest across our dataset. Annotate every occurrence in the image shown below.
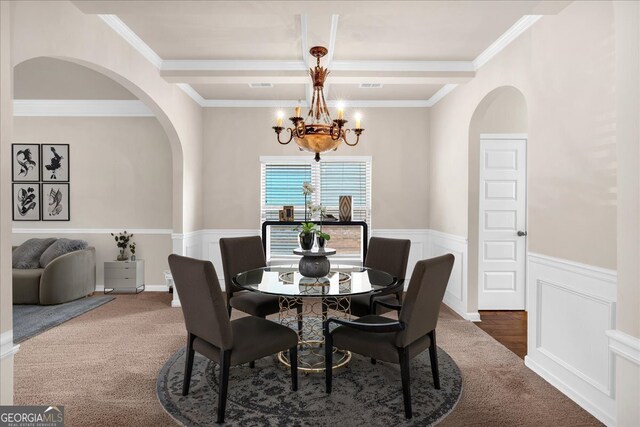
[365,237,411,281]
[219,236,267,297]
[168,254,233,350]
[396,254,454,347]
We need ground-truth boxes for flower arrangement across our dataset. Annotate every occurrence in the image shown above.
[129,242,137,260]
[298,182,317,249]
[111,231,134,261]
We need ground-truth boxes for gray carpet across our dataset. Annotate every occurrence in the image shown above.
[157,346,463,426]
[13,296,115,343]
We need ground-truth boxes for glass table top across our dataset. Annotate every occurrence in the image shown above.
[233,264,396,298]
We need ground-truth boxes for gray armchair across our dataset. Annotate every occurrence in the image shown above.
[13,247,96,305]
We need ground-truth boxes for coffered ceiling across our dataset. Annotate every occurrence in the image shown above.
[26,1,570,108]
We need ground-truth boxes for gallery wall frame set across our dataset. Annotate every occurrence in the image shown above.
[11,143,70,221]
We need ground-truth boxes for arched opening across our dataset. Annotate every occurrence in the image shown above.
[11,56,180,295]
[467,86,528,326]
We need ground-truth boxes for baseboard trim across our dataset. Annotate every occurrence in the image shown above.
[606,329,640,366]
[466,312,481,322]
[525,356,615,426]
[0,330,19,360]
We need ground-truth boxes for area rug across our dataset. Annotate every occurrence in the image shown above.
[13,296,115,343]
[157,346,463,426]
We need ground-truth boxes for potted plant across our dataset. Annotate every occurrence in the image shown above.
[111,231,134,261]
[310,203,331,249]
[298,182,316,250]
[129,242,137,261]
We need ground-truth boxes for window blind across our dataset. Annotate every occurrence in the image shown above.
[260,157,371,259]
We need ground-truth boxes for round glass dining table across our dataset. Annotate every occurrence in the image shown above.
[233,264,396,373]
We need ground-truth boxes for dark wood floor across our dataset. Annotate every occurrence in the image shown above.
[476,311,527,359]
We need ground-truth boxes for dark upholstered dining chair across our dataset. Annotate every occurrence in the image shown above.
[325,254,455,419]
[220,236,303,347]
[349,237,411,318]
[168,254,299,424]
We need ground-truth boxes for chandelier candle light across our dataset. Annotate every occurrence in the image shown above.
[272,46,364,161]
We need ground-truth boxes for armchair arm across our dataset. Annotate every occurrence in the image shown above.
[40,248,96,305]
[372,299,402,313]
[326,317,405,334]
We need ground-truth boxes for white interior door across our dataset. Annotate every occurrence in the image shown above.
[478,135,527,310]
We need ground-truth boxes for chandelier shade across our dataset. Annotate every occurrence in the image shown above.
[273,46,364,161]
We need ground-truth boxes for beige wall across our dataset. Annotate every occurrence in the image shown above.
[12,117,173,286]
[0,0,14,405]
[11,0,205,233]
[203,107,429,230]
[429,1,617,270]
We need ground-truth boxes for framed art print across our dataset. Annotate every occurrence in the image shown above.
[12,183,40,221]
[42,183,70,221]
[41,144,69,182]
[12,143,40,182]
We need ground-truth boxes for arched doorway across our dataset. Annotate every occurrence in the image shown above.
[467,86,528,310]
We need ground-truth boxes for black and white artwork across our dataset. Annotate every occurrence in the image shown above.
[41,144,69,182]
[12,144,40,182]
[42,183,70,221]
[12,183,40,221]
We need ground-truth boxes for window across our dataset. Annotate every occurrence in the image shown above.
[260,156,372,261]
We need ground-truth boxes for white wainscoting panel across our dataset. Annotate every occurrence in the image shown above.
[425,230,474,321]
[525,252,617,426]
[200,229,261,290]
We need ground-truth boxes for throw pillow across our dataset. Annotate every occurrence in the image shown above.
[12,238,57,269]
[39,238,89,268]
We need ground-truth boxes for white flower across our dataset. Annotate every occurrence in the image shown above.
[302,182,315,196]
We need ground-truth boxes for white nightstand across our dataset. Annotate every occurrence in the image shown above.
[104,260,145,294]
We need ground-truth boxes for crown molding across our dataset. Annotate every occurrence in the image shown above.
[98,14,163,69]
[424,84,459,107]
[96,12,543,109]
[201,99,432,108]
[162,59,307,72]
[13,100,154,117]
[473,15,542,70]
[176,83,206,107]
[329,60,475,72]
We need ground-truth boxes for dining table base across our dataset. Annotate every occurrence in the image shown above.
[278,295,352,373]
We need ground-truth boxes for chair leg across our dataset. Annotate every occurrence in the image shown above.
[216,350,231,424]
[371,358,377,364]
[290,345,298,391]
[182,333,196,396]
[325,323,333,394]
[296,304,304,334]
[399,347,412,419]
[429,330,440,389]
[249,361,255,369]
[226,303,232,318]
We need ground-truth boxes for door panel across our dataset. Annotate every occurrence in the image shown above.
[479,138,527,310]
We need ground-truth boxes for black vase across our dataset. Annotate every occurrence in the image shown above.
[317,236,326,249]
[299,232,315,250]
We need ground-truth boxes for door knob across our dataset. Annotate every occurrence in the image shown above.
[517,231,527,237]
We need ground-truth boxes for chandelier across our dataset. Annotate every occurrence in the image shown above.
[272,46,364,161]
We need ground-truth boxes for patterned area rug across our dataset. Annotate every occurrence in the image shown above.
[13,296,115,343]
[157,346,463,426]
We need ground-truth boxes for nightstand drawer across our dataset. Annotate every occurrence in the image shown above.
[104,269,137,279]
[106,277,138,287]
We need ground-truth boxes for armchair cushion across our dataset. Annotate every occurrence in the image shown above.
[12,238,57,269]
[39,238,89,268]
[332,315,431,363]
[229,292,280,318]
[193,316,298,366]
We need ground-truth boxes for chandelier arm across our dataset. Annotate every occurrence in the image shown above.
[342,129,361,147]
[275,128,295,145]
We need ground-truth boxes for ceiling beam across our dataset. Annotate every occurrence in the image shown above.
[160,73,474,85]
